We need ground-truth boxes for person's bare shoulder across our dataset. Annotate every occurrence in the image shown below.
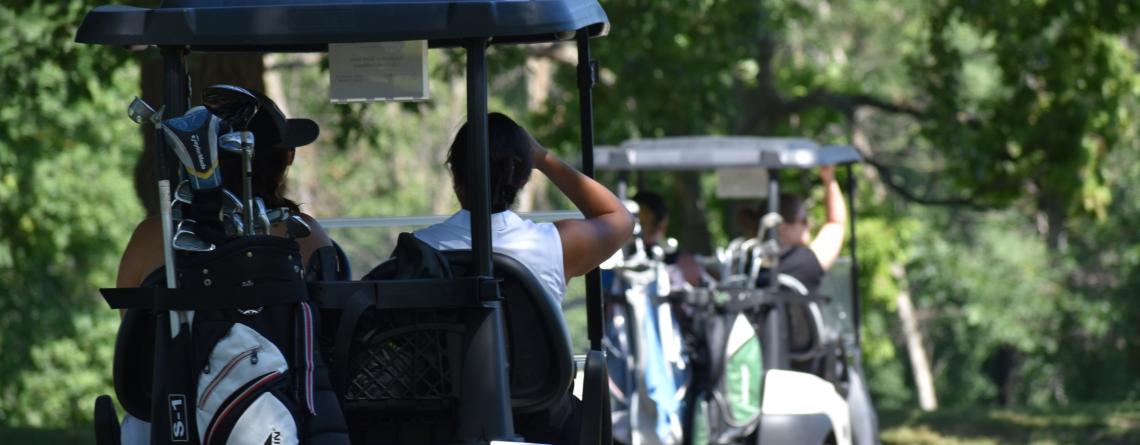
[296,213,334,268]
[117,217,165,288]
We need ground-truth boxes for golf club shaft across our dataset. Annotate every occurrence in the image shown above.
[242,146,254,235]
[157,180,180,336]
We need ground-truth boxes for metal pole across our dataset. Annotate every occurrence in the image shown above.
[846,163,861,347]
[456,38,515,442]
[577,30,604,351]
[150,46,189,445]
[764,169,780,291]
[466,40,493,277]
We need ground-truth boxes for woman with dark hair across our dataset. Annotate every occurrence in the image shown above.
[415,112,633,444]
[416,112,634,303]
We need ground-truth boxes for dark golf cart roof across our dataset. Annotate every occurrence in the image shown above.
[75,0,609,51]
[596,136,862,170]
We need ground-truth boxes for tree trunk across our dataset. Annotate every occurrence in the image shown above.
[892,263,939,411]
[136,53,266,216]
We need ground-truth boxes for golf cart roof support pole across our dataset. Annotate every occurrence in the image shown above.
[576,30,604,351]
[765,169,780,273]
[846,164,861,347]
[148,45,189,445]
[459,38,516,442]
[466,40,493,277]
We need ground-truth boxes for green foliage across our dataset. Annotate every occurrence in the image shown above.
[915,0,1140,217]
[0,0,141,426]
[908,212,1069,406]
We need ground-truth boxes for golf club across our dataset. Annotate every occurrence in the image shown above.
[203,85,260,236]
[254,198,271,235]
[222,212,245,238]
[173,219,215,252]
[127,97,157,125]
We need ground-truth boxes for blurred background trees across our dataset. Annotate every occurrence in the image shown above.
[2,0,1139,441]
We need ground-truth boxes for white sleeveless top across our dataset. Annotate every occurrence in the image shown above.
[414,210,567,302]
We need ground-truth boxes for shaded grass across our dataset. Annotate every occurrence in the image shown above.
[0,427,93,445]
[880,403,1140,445]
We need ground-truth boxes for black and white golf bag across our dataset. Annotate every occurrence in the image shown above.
[102,237,349,445]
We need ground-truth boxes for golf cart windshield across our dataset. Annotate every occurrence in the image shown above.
[596,136,861,171]
[76,0,609,51]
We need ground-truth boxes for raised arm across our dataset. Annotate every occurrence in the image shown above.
[530,140,634,280]
[810,165,847,271]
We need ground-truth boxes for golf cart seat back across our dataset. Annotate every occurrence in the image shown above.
[326,246,574,444]
[308,241,354,281]
[772,274,839,380]
[440,250,576,413]
[349,250,574,410]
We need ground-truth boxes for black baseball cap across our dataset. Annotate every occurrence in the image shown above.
[247,89,320,150]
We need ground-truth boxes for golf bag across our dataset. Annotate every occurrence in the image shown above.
[99,236,349,445]
[675,290,764,444]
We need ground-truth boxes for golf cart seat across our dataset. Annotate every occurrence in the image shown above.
[773,274,841,382]
[309,240,354,281]
[439,251,575,414]
[324,245,594,444]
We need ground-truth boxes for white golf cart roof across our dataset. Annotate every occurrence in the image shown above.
[596,136,862,171]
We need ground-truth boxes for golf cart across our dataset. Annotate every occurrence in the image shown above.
[76,1,613,444]
[596,136,880,445]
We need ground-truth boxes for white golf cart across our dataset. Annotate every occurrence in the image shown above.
[596,136,880,445]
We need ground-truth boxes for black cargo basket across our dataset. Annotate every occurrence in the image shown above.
[313,278,500,444]
[343,309,464,408]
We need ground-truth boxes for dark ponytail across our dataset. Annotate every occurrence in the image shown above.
[447,113,534,212]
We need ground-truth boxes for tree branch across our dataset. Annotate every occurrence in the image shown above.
[783,89,926,119]
[862,157,994,209]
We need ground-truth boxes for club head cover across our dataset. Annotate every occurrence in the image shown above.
[162,106,222,191]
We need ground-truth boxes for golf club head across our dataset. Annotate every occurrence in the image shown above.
[171,202,183,221]
[285,214,311,239]
[254,198,271,235]
[759,212,783,232]
[173,180,193,205]
[203,85,260,130]
[127,97,156,124]
[162,106,222,191]
[265,207,290,223]
[173,220,215,252]
[221,189,243,214]
[222,212,245,238]
[219,131,255,154]
[173,231,216,252]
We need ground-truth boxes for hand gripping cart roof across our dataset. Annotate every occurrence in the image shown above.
[596,136,878,445]
[77,1,612,444]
